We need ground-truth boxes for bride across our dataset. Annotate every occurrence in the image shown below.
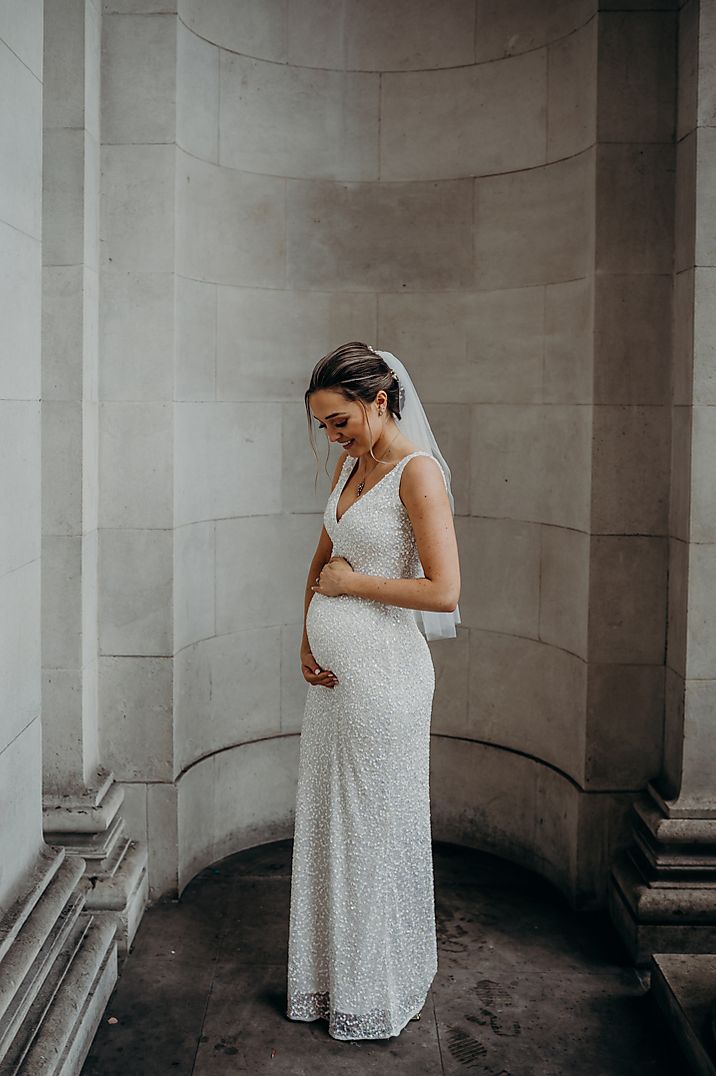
[286,341,461,1041]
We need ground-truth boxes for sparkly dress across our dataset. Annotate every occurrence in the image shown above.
[286,449,442,1040]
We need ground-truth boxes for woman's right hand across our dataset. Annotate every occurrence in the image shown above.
[301,646,339,688]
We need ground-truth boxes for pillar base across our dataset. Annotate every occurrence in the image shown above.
[608,784,716,964]
[43,768,149,961]
[0,844,117,1073]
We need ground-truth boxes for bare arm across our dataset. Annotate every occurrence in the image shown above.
[343,455,460,613]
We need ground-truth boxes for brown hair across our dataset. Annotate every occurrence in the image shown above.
[305,341,404,479]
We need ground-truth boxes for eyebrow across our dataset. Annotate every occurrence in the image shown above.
[316,412,347,421]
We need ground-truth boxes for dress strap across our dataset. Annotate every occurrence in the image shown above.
[394,450,448,491]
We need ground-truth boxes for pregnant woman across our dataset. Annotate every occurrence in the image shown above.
[286,341,461,1041]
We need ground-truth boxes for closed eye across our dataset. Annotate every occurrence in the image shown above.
[318,420,347,430]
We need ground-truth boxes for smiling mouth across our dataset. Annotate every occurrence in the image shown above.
[339,439,354,447]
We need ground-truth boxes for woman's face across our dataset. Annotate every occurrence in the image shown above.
[310,389,382,454]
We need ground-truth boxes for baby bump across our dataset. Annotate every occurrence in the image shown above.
[305,592,433,690]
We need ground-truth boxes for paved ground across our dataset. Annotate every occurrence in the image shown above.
[82,840,687,1075]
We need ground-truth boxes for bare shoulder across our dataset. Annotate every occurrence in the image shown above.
[399,453,447,504]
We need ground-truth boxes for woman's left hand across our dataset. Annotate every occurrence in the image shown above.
[311,557,354,597]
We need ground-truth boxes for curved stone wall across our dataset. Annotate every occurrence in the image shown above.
[170,0,622,904]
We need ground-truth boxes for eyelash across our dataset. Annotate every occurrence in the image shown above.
[318,420,347,430]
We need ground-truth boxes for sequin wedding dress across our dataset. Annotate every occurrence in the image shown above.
[286,449,443,1040]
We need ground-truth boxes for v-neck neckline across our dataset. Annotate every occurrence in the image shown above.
[334,451,421,525]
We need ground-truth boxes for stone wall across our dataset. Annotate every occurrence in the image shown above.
[0,0,44,916]
[93,0,679,906]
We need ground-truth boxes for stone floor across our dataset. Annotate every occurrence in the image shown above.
[82,840,688,1075]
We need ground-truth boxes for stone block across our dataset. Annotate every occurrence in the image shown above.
[675,130,697,274]
[543,278,593,405]
[181,0,286,62]
[220,53,379,180]
[379,286,545,404]
[679,679,716,806]
[0,37,42,238]
[174,401,282,525]
[177,21,219,162]
[476,152,594,289]
[0,223,40,400]
[467,630,586,783]
[215,512,319,633]
[696,127,716,268]
[594,274,672,405]
[42,128,85,267]
[116,780,148,845]
[101,13,177,144]
[381,50,546,180]
[470,404,591,530]
[100,271,174,401]
[175,628,282,772]
[176,152,285,287]
[0,0,42,78]
[588,535,667,664]
[0,401,40,574]
[99,527,173,655]
[42,667,84,785]
[687,543,716,679]
[43,400,81,537]
[99,402,173,528]
[286,177,473,291]
[694,268,716,404]
[42,265,83,401]
[591,405,670,535]
[99,656,173,780]
[691,406,716,542]
[175,275,216,401]
[174,521,215,652]
[546,19,597,161]
[669,405,692,542]
[0,559,41,747]
[101,143,175,273]
[216,285,375,400]
[456,515,541,638]
[677,0,698,139]
[43,0,86,130]
[585,663,664,788]
[288,0,475,70]
[0,717,42,910]
[597,11,676,144]
[176,737,299,894]
[596,144,675,275]
[667,538,688,680]
[42,534,82,669]
[475,0,594,63]
[540,524,590,660]
[147,781,178,898]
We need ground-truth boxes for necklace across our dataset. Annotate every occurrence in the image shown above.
[355,427,401,496]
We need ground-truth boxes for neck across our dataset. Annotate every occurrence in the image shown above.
[362,421,403,468]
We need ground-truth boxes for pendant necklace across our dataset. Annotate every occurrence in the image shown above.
[355,427,401,496]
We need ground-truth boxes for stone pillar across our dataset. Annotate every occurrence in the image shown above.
[608,0,716,972]
[0,4,117,1071]
[41,0,147,961]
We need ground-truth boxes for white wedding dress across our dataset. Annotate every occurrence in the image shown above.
[286,449,443,1040]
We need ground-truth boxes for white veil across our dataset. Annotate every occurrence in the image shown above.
[374,348,461,642]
